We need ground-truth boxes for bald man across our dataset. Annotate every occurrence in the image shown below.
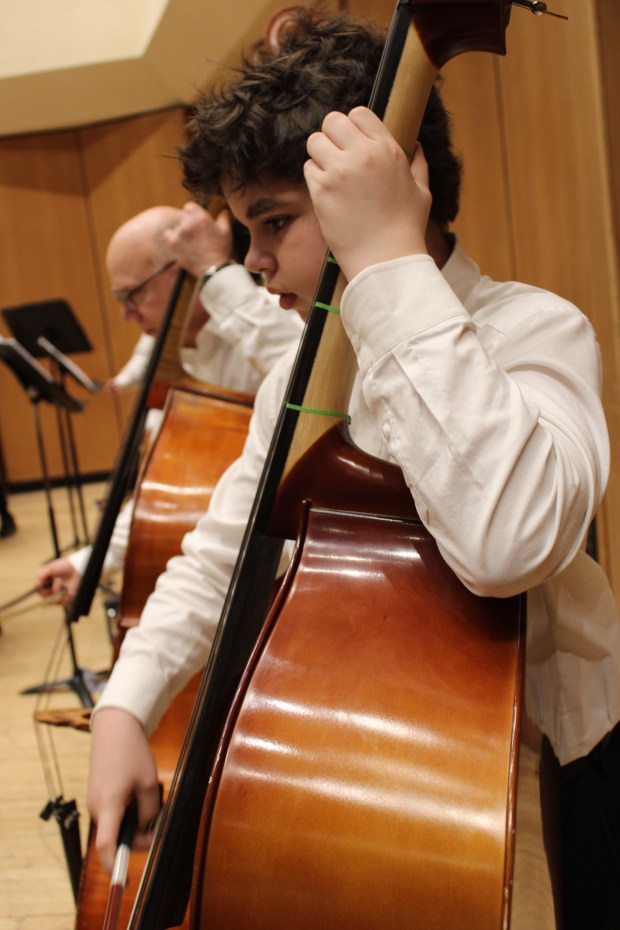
[103,207,180,392]
[105,202,303,394]
[36,202,304,604]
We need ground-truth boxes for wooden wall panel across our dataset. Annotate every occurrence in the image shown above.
[593,0,620,590]
[495,1,620,590]
[447,2,619,594]
[498,4,612,301]
[0,107,189,486]
[0,132,117,484]
[589,0,620,588]
[443,3,620,592]
[442,53,514,282]
[78,107,189,428]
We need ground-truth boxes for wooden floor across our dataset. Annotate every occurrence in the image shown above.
[0,482,114,930]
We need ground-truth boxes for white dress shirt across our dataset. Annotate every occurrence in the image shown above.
[97,242,620,766]
[109,332,155,389]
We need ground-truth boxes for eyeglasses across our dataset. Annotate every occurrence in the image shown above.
[111,260,176,308]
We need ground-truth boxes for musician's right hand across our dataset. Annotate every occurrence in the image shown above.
[87,707,161,874]
[36,558,81,606]
[164,201,233,277]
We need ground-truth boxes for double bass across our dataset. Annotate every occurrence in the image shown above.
[75,385,253,930]
[126,2,562,928]
[58,236,254,924]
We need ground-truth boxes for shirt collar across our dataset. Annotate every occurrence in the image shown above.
[440,236,483,308]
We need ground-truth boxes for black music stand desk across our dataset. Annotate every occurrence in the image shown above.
[0,338,95,707]
[2,300,100,547]
[0,337,82,555]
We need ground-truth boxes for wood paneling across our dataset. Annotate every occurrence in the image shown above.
[442,53,515,282]
[78,107,189,428]
[589,0,620,587]
[0,107,188,485]
[0,131,116,483]
[496,0,620,591]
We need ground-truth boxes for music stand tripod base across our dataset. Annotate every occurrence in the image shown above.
[19,605,100,708]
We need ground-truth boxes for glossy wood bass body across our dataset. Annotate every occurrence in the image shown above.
[190,426,559,929]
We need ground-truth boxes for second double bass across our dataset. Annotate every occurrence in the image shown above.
[76,386,253,930]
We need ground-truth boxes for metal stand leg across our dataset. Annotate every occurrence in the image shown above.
[30,394,61,558]
[21,402,97,707]
[20,603,95,707]
[62,405,90,544]
[40,797,83,903]
[54,404,81,550]
[53,364,90,547]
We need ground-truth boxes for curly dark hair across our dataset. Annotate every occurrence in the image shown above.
[180,9,462,227]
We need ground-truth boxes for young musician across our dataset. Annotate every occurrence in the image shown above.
[87,13,620,927]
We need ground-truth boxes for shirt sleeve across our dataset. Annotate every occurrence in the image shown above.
[67,498,135,579]
[93,348,296,734]
[341,254,609,598]
[196,264,304,378]
[110,333,155,389]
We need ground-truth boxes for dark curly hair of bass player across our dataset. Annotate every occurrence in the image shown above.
[180,8,462,230]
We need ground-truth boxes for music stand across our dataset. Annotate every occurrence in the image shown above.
[2,300,98,547]
[0,337,82,556]
[0,338,94,707]
[2,299,93,359]
[37,336,101,394]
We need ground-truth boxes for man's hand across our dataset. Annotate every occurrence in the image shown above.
[165,201,233,278]
[36,558,81,606]
[87,707,161,874]
[304,107,431,282]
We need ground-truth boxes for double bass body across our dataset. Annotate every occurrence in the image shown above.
[75,387,253,930]
[191,424,535,929]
